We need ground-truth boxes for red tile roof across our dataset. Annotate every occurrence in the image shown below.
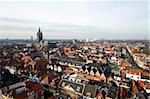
[25,81,43,92]
[41,75,55,83]
[128,69,142,75]
[64,47,71,51]
[65,52,75,57]
[22,56,31,60]
[142,72,150,77]
[121,60,130,67]
[49,96,57,99]
[12,81,43,99]
[138,80,145,89]
[132,80,139,93]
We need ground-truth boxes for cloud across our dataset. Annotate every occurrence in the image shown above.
[0,16,100,39]
[0,1,148,40]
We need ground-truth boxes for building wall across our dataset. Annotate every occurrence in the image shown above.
[126,73,141,81]
[114,76,121,81]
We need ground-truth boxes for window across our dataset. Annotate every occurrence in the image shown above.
[101,80,104,83]
[62,82,65,87]
[98,96,101,99]
[77,86,80,92]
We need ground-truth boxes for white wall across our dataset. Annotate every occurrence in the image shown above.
[114,76,121,81]
[126,73,141,81]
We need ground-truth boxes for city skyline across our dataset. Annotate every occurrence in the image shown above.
[0,0,149,40]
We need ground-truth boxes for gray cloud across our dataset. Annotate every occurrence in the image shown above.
[0,16,149,40]
[0,16,96,32]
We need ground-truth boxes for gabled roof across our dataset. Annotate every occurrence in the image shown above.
[25,81,43,92]
[132,80,139,94]
[35,60,48,70]
[128,69,142,75]
[12,81,43,99]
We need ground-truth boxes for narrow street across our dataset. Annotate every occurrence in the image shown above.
[124,46,149,72]
[124,46,142,69]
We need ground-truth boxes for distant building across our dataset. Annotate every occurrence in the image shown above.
[37,28,43,42]
[48,42,57,49]
[72,39,77,44]
[31,36,33,41]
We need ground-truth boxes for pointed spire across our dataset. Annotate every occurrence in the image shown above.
[37,27,43,42]
[38,27,41,33]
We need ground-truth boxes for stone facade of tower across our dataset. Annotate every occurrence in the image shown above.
[37,28,43,42]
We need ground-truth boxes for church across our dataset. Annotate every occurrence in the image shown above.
[37,28,43,43]
[33,28,57,50]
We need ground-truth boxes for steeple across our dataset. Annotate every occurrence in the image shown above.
[38,27,41,33]
[37,27,43,42]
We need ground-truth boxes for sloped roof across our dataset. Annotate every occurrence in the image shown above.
[83,84,97,98]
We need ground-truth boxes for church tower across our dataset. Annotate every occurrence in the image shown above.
[37,28,43,42]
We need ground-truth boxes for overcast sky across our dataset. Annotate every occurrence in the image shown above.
[0,0,149,40]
